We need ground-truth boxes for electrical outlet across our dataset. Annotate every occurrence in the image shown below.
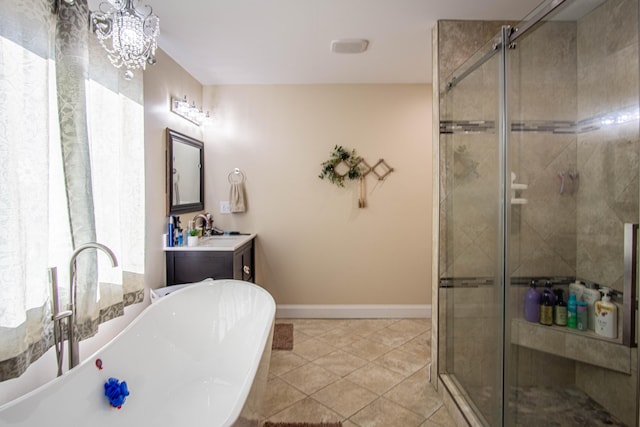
[220,201,231,214]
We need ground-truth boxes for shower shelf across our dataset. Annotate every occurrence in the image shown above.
[511,318,632,375]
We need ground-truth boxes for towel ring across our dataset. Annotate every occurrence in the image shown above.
[228,168,246,184]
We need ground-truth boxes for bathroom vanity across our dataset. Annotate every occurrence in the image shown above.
[164,234,255,285]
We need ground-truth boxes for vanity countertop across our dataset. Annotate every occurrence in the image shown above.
[163,234,256,252]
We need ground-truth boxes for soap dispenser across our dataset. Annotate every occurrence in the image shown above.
[595,288,617,339]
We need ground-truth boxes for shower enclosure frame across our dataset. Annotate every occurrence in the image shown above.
[432,0,640,425]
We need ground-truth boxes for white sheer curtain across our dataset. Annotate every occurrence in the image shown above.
[0,0,145,381]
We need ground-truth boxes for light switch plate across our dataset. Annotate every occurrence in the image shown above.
[220,201,231,214]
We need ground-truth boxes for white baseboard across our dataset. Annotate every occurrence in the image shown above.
[276,304,431,319]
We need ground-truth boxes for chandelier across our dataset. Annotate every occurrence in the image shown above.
[91,0,160,80]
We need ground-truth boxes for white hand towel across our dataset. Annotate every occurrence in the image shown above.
[229,182,246,213]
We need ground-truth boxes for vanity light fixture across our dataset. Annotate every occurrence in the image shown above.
[91,0,160,80]
[171,96,210,126]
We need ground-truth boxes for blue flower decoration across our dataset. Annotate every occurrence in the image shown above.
[104,377,130,408]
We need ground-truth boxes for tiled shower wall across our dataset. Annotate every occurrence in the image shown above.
[576,0,639,293]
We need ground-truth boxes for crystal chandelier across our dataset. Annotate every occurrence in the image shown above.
[91,0,160,80]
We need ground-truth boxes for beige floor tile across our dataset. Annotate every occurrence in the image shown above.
[280,362,340,395]
[318,327,363,348]
[346,319,401,337]
[349,397,425,427]
[293,337,338,361]
[286,319,343,337]
[374,347,426,377]
[409,317,432,328]
[262,377,307,418]
[269,350,308,376]
[266,396,342,424]
[420,421,442,427]
[312,378,378,418]
[292,328,313,346]
[345,363,406,395]
[342,420,360,427]
[312,350,368,377]
[367,326,422,348]
[426,406,456,426]
[384,367,443,419]
[387,318,432,335]
[343,337,395,361]
[398,331,431,361]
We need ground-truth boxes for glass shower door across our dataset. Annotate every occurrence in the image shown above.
[505,0,639,425]
[439,31,506,426]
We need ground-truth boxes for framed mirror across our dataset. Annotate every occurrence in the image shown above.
[166,128,204,214]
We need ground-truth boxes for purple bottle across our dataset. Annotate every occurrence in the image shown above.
[524,280,541,322]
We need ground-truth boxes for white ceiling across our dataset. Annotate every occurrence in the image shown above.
[100,0,545,85]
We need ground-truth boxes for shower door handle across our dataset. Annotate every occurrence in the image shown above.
[623,223,638,347]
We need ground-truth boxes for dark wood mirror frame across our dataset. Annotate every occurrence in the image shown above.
[166,128,204,215]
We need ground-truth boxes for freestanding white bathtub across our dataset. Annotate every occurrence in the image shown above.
[0,279,275,427]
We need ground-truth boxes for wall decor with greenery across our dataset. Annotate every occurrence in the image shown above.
[318,145,364,188]
[318,145,395,208]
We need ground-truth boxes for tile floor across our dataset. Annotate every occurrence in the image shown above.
[262,318,456,427]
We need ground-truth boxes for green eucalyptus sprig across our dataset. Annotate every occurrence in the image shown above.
[318,145,363,188]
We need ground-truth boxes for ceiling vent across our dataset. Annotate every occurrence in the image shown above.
[330,39,369,54]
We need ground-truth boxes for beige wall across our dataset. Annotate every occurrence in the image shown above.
[143,48,205,289]
[203,84,433,305]
[144,51,433,305]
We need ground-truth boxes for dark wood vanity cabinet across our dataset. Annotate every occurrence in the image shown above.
[165,239,255,285]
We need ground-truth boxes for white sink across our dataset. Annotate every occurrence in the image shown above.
[164,234,256,251]
[198,236,245,246]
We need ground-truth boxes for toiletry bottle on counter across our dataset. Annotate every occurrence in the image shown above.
[524,280,540,323]
[582,286,601,331]
[567,293,577,329]
[167,216,174,247]
[539,293,553,326]
[553,289,567,326]
[569,280,585,301]
[595,288,617,339]
[576,302,588,331]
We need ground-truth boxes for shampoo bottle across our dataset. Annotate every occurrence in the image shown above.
[524,280,541,323]
[567,293,577,329]
[553,289,567,326]
[595,288,617,339]
[539,293,553,326]
[582,285,601,331]
[569,280,585,301]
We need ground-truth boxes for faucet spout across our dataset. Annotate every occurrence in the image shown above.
[68,242,118,371]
